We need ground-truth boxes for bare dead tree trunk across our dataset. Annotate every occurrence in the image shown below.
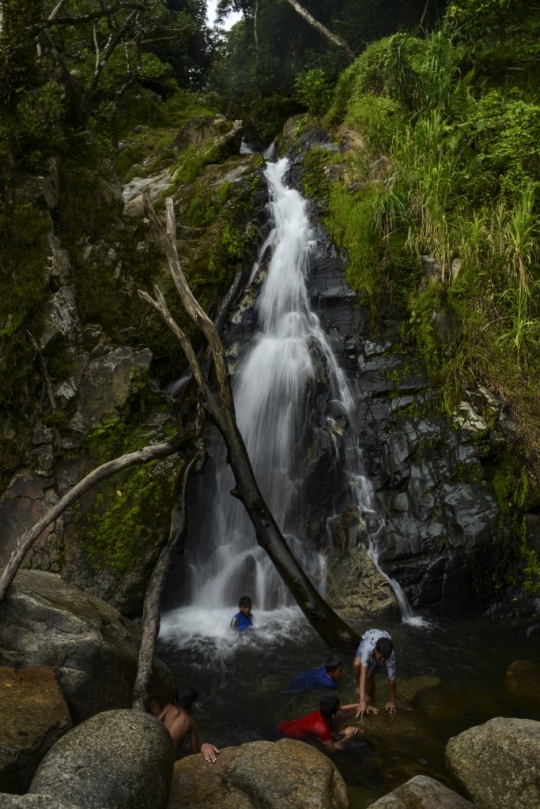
[283,0,355,63]
[140,195,361,653]
[0,435,195,605]
[132,445,203,712]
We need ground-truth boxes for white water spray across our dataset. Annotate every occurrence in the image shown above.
[163,157,420,639]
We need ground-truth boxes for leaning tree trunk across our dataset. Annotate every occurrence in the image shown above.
[132,446,203,712]
[140,195,360,653]
[283,0,355,63]
[0,434,196,605]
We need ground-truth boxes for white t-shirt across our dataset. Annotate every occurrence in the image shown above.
[356,628,396,680]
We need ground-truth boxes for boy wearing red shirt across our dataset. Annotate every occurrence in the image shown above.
[278,696,357,751]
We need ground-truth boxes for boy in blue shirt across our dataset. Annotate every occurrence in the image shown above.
[230,595,253,631]
[286,658,344,692]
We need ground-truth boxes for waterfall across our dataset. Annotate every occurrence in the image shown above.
[166,156,419,629]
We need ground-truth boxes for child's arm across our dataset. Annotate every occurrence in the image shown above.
[321,727,357,751]
[353,658,379,718]
[385,679,397,713]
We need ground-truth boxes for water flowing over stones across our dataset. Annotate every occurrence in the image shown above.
[167,156,395,620]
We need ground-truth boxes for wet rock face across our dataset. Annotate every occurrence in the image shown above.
[0,666,72,794]
[368,775,473,808]
[445,717,540,809]
[280,130,510,616]
[0,571,175,723]
[169,739,348,809]
[29,710,173,809]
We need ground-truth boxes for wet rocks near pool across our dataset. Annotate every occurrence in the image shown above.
[0,666,71,794]
[0,570,175,723]
[445,717,540,809]
[168,739,348,809]
[29,710,173,809]
[368,775,473,808]
[504,659,540,705]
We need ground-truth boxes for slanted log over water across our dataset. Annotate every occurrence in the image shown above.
[133,445,204,712]
[140,193,360,653]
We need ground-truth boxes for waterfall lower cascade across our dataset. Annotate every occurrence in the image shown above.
[161,157,418,646]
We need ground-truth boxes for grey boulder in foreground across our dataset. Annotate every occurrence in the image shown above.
[28,710,173,809]
[445,717,540,809]
[0,570,175,723]
[0,796,87,808]
[367,775,473,808]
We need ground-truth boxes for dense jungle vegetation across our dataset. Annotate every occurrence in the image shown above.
[1,0,539,591]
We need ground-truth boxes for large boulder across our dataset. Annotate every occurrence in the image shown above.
[0,666,71,794]
[0,796,84,808]
[445,717,540,809]
[29,710,173,809]
[0,571,175,723]
[368,775,473,808]
[169,739,348,809]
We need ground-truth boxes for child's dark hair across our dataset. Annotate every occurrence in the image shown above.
[319,695,340,721]
[325,657,342,674]
[176,686,198,709]
[239,595,252,608]
[375,637,393,658]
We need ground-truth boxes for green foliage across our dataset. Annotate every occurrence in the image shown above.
[0,203,50,422]
[295,69,333,118]
[327,184,381,310]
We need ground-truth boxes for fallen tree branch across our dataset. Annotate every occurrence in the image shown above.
[140,194,360,653]
[132,443,203,712]
[283,0,355,63]
[0,434,195,605]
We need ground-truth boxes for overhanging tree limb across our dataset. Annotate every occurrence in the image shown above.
[140,194,361,653]
[0,434,196,605]
[283,0,355,63]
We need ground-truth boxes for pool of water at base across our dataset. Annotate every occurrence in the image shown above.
[157,606,540,808]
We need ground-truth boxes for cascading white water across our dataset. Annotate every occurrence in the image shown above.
[163,156,421,641]
[188,157,342,611]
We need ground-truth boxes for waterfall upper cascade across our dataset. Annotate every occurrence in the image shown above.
[162,156,418,641]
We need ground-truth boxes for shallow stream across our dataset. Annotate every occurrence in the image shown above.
[159,608,540,807]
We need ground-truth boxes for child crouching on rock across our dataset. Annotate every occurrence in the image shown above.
[152,686,220,763]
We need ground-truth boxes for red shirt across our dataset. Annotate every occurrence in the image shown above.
[278,710,332,742]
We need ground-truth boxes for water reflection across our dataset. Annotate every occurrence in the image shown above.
[159,611,540,807]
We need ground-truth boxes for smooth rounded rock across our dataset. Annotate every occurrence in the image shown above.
[0,795,87,808]
[445,717,540,809]
[169,739,348,809]
[29,709,173,809]
[0,665,71,794]
[367,775,473,808]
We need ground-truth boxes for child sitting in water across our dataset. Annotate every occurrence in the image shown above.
[231,595,253,631]
[277,695,357,751]
[285,657,344,692]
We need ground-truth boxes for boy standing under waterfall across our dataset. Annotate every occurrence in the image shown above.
[353,628,397,717]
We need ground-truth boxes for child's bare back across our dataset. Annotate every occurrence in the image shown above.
[158,704,197,755]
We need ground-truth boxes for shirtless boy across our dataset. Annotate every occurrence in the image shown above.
[154,686,220,762]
